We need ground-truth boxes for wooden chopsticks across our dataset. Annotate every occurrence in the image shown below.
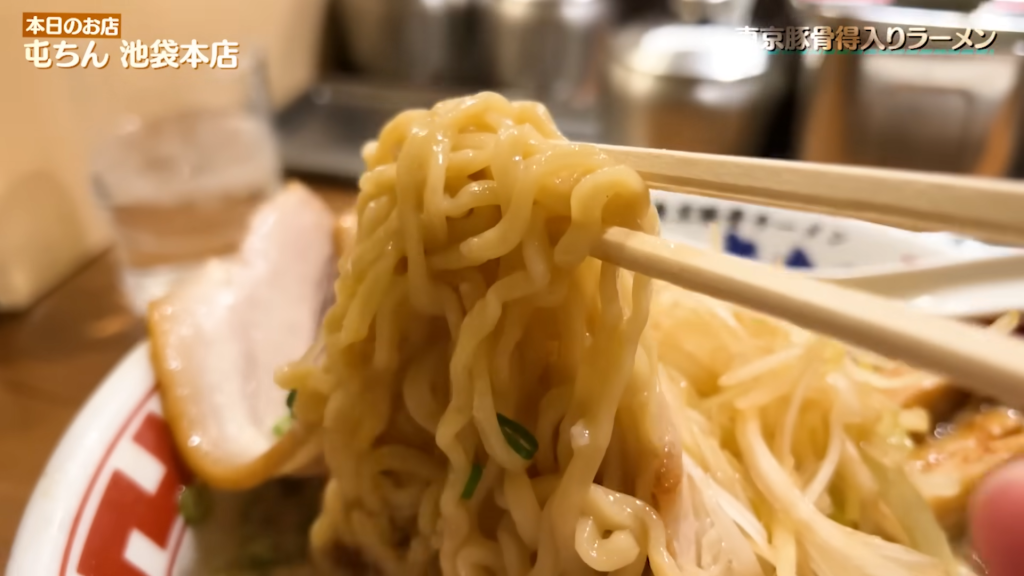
[593,227,1024,408]
[596,144,1024,247]
[583,145,1024,406]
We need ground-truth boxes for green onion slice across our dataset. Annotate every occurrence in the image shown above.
[286,390,297,413]
[461,463,483,500]
[497,413,539,460]
[272,415,293,438]
[178,483,212,526]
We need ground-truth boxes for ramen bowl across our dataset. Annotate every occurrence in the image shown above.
[651,190,1014,274]
[9,194,1021,575]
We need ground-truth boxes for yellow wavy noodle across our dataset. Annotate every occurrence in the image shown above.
[280,93,664,576]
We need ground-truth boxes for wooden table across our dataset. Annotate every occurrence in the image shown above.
[0,184,356,566]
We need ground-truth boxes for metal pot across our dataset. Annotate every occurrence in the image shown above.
[334,0,481,86]
[795,2,1024,176]
[670,0,757,26]
[479,0,612,115]
[893,0,984,12]
[603,22,790,155]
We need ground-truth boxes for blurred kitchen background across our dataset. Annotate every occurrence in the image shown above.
[4,0,1024,313]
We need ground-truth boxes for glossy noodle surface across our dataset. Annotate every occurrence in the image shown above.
[278,93,960,576]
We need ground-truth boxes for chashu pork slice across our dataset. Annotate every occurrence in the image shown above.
[149,181,342,490]
[908,404,1024,536]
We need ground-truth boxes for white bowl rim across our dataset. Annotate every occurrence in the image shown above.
[8,342,156,576]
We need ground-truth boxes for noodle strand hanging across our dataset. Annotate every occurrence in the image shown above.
[279,93,959,576]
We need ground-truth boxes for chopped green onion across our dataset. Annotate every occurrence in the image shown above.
[286,390,297,414]
[178,483,212,526]
[272,415,293,438]
[461,463,483,500]
[240,534,280,569]
[497,413,539,460]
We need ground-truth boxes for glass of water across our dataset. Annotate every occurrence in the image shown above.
[91,57,281,315]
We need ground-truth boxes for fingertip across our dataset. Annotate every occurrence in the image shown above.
[969,459,1024,576]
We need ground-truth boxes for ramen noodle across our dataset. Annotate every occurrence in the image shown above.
[278,92,963,576]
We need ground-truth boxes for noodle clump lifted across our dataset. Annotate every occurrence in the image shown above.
[280,92,957,576]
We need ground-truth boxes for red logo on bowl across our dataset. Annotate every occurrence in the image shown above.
[60,389,191,576]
